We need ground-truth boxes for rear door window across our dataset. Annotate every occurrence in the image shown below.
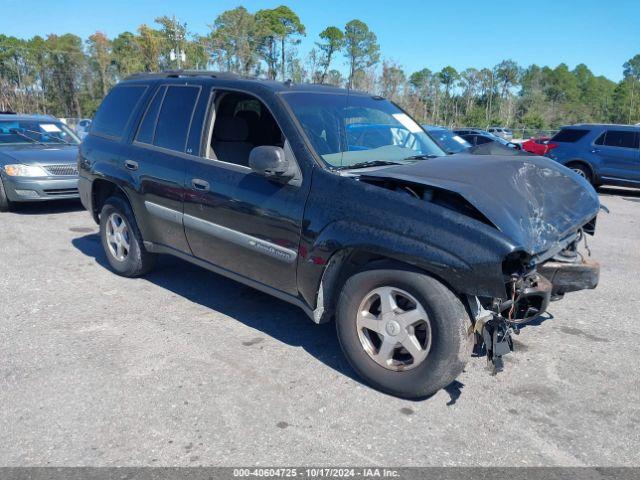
[551,129,589,143]
[152,85,200,152]
[92,85,147,139]
[600,130,638,149]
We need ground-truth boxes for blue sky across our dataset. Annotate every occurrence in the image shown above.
[3,0,639,80]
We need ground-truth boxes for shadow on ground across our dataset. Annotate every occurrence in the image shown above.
[72,232,472,405]
[597,186,640,201]
[7,199,84,215]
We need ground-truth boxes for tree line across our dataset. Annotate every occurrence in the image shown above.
[1,5,639,130]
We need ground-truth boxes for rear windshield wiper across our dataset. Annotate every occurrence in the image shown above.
[340,160,403,170]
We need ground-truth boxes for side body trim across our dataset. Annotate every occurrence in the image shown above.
[144,201,297,263]
[145,201,183,224]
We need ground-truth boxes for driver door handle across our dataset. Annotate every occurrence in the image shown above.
[191,178,210,192]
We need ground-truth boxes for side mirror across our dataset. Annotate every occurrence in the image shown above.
[249,146,293,181]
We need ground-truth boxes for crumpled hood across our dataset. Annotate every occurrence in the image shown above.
[361,153,600,255]
[0,145,78,166]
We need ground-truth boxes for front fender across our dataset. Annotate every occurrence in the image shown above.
[297,219,509,311]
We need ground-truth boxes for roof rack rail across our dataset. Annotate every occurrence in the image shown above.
[125,70,242,80]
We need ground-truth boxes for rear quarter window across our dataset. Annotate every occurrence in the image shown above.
[551,129,589,143]
[91,85,147,139]
[152,85,200,152]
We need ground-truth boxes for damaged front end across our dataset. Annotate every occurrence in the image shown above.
[473,230,600,372]
[356,153,602,373]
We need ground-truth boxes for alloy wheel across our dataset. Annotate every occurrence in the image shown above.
[572,167,587,179]
[105,212,131,262]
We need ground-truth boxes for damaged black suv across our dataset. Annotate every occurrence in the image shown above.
[79,71,600,399]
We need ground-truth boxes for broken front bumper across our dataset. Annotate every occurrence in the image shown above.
[477,257,600,373]
[538,258,600,297]
[498,257,600,324]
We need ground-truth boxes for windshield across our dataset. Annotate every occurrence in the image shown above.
[282,92,445,168]
[0,119,80,145]
[426,128,471,153]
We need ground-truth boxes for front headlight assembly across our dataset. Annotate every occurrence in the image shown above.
[3,164,49,177]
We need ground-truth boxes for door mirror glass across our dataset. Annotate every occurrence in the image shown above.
[249,146,292,181]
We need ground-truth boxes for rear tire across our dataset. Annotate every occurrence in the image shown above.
[336,265,473,399]
[0,179,13,212]
[566,163,593,185]
[99,196,156,277]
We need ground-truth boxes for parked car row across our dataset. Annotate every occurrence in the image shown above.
[0,73,612,399]
[453,128,522,150]
[422,123,639,189]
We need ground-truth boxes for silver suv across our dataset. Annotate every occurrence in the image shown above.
[487,127,513,141]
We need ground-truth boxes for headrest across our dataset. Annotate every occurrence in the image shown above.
[236,110,260,123]
[214,116,249,142]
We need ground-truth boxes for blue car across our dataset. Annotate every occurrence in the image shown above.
[545,124,640,187]
[0,113,81,211]
[422,125,471,154]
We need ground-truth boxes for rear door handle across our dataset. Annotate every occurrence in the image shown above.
[191,178,210,192]
[591,148,600,154]
[124,160,139,171]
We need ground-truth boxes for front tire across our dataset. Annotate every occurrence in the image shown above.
[0,179,13,212]
[336,266,473,399]
[99,196,156,277]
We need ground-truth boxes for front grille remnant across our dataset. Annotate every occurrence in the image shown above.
[44,164,78,176]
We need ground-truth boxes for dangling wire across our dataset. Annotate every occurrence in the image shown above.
[580,228,592,257]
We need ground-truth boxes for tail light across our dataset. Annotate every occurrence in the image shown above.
[544,142,558,155]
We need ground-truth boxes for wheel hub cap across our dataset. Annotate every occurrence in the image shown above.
[385,320,401,336]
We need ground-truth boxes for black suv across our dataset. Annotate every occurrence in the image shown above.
[79,71,600,398]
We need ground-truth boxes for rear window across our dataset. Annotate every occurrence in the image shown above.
[151,85,200,152]
[136,86,166,144]
[551,128,589,143]
[92,85,147,139]
[595,130,638,149]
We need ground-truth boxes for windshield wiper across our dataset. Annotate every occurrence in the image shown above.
[403,154,439,160]
[340,160,403,170]
[8,129,47,146]
[19,128,73,145]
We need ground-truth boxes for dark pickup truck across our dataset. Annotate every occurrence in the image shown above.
[78,71,600,398]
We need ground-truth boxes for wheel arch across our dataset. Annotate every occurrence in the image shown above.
[90,178,134,223]
[311,247,464,325]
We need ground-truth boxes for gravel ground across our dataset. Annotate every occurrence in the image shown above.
[0,187,639,467]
